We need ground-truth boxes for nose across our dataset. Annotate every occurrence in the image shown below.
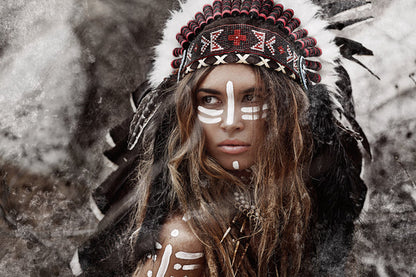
[220,80,244,132]
[220,106,244,133]
[220,115,244,133]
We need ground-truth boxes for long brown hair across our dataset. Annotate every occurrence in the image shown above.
[134,65,312,276]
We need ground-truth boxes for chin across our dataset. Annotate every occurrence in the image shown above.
[220,161,252,171]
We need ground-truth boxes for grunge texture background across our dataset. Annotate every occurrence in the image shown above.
[0,0,415,276]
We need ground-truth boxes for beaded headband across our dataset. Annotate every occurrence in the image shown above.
[149,0,340,91]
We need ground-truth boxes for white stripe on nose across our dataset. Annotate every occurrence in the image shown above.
[226,81,235,125]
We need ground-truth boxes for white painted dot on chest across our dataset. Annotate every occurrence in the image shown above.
[171,229,179,237]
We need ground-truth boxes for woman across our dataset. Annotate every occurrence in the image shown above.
[133,63,311,276]
[72,0,371,276]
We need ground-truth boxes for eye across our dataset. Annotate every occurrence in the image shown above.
[243,94,262,103]
[202,95,220,105]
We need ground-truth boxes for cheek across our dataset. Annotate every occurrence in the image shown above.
[248,120,266,145]
[200,124,217,148]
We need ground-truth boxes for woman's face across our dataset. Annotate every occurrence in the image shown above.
[196,64,267,171]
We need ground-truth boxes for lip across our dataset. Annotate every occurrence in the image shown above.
[218,140,250,154]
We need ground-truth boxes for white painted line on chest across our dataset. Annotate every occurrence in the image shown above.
[156,244,172,277]
[175,251,204,260]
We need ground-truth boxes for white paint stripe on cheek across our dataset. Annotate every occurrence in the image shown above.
[175,252,204,260]
[241,106,260,113]
[156,244,172,277]
[242,114,260,120]
[198,115,221,124]
[197,106,223,116]
[226,81,235,125]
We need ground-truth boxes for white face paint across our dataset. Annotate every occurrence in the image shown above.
[183,264,201,270]
[241,103,269,121]
[233,161,240,170]
[175,251,204,260]
[225,80,235,125]
[197,106,223,124]
[197,115,221,124]
[170,229,179,237]
[174,251,204,274]
[156,244,172,277]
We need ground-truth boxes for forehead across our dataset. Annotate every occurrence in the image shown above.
[198,64,258,91]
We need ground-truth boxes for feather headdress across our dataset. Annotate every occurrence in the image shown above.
[73,0,376,276]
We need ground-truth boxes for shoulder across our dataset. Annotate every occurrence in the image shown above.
[159,214,204,251]
[133,214,205,277]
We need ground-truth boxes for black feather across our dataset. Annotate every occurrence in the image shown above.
[335,37,380,80]
[327,16,373,30]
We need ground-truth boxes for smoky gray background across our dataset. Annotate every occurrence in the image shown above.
[0,0,415,276]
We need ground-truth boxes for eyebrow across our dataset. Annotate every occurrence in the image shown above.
[196,87,258,95]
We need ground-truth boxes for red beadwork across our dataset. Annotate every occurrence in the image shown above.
[290,29,308,40]
[305,60,322,71]
[195,12,207,28]
[277,9,294,26]
[228,29,247,46]
[303,47,322,57]
[266,4,283,24]
[171,58,181,69]
[181,26,193,41]
[222,0,232,17]
[231,0,242,15]
[213,0,222,19]
[173,47,183,57]
[284,18,301,34]
[188,20,199,34]
[241,0,252,15]
[295,37,317,49]
[176,33,188,48]
[259,0,274,19]
[307,71,321,83]
[249,0,262,18]
[171,0,323,85]
[203,5,214,23]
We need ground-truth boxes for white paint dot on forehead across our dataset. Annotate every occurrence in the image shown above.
[174,264,182,270]
[171,229,179,237]
[198,114,221,124]
[155,242,162,250]
[197,106,223,116]
[226,81,235,125]
[233,161,240,170]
